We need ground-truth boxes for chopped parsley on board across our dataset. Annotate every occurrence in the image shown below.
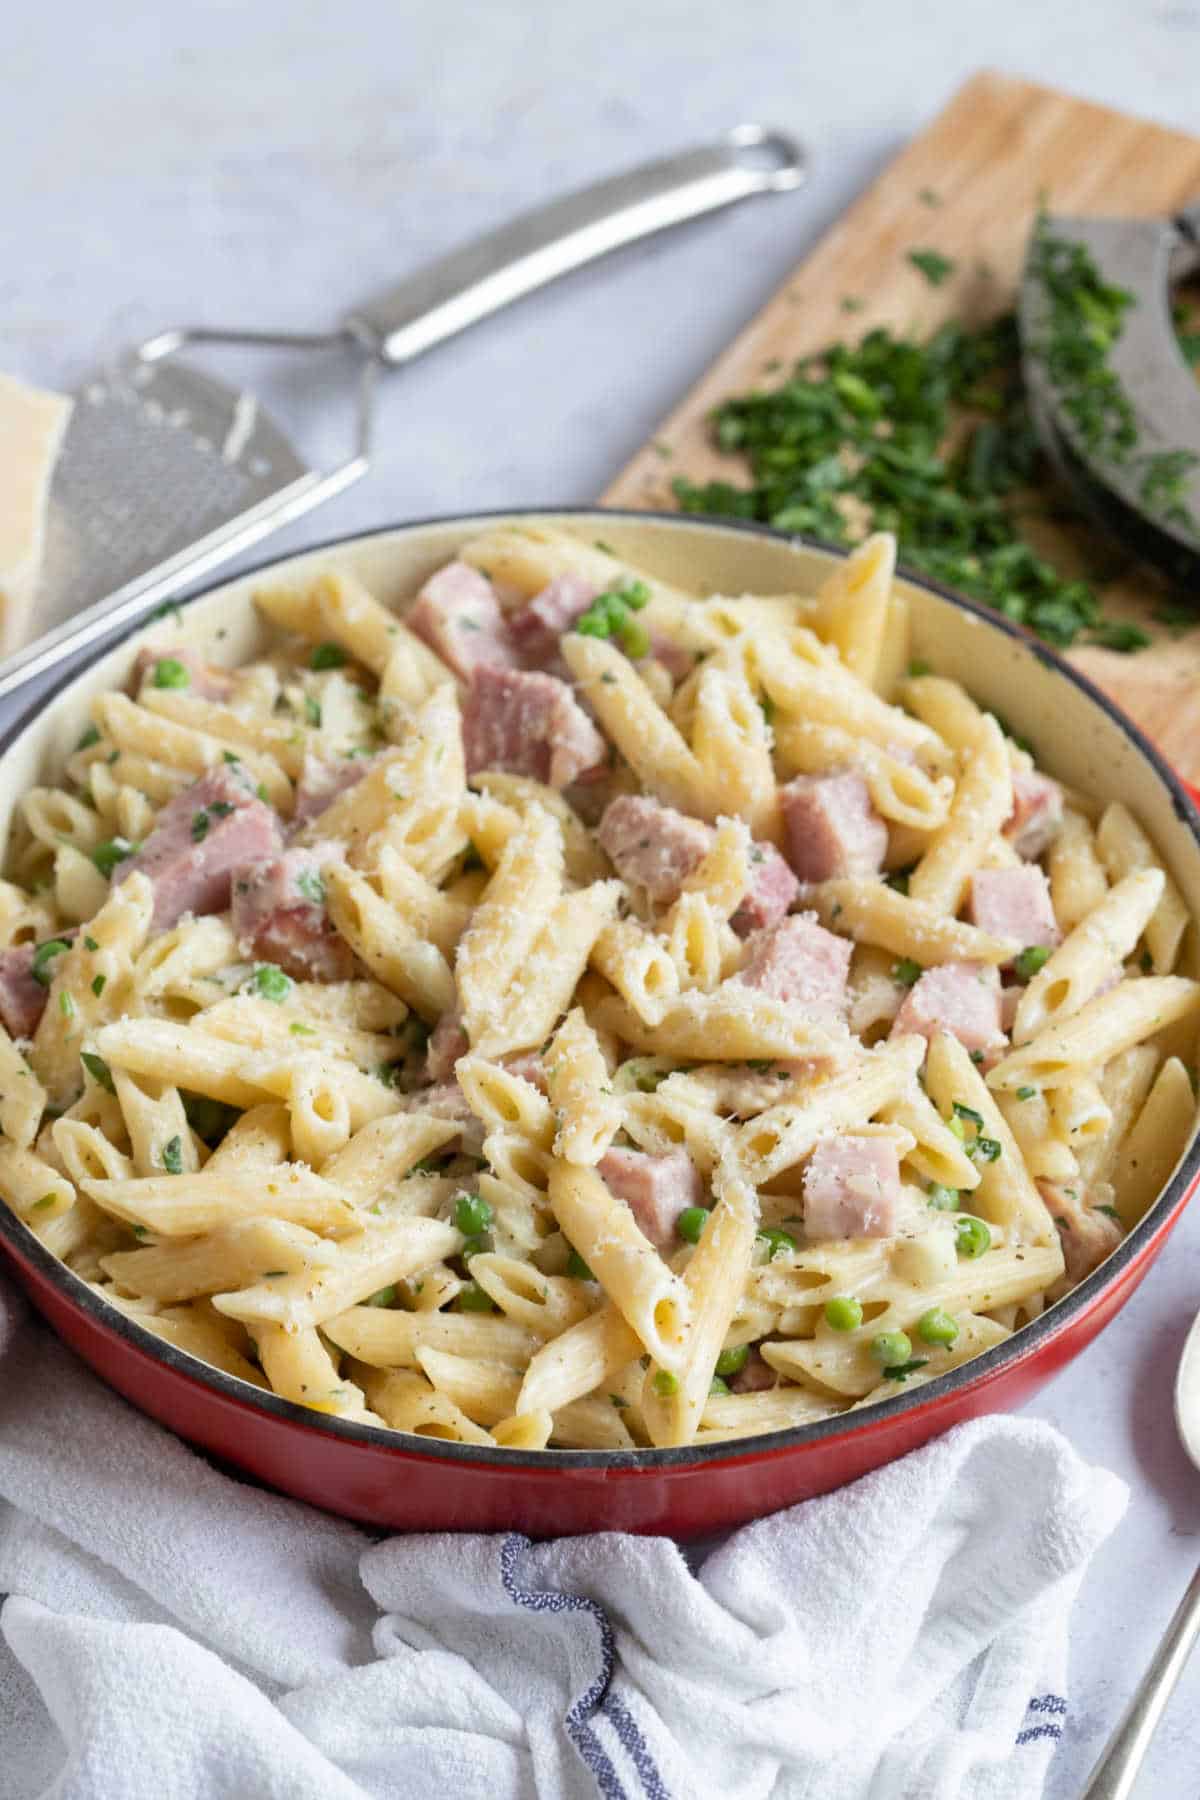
[673,243,1200,652]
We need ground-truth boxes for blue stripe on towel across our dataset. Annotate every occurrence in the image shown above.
[499,1533,672,1800]
[1016,1693,1068,1746]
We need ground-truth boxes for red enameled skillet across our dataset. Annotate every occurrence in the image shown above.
[2,509,1198,1537]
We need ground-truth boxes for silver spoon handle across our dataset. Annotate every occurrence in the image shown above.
[343,124,806,365]
[1080,1558,1200,1800]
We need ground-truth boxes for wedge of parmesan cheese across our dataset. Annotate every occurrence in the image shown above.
[0,372,73,655]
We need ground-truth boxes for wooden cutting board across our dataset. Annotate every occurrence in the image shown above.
[603,72,1200,784]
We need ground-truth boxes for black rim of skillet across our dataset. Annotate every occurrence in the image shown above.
[2,505,1199,1475]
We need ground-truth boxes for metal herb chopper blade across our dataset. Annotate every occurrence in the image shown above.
[1017,200,1200,590]
[10,124,806,706]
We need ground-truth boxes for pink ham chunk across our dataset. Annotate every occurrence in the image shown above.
[290,754,371,831]
[425,1010,469,1083]
[736,913,852,1019]
[0,945,53,1039]
[408,562,518,680]
[597,794,797,930]
[503,1050,548,1093]
[133,645,235,703]
[779,772,888,883]
[231,845,353,983]
[507,574,598,667]
[969,866,1060,953]
[462,665,607,789]
[597,795,710,902]
[115,767,282,929]
[802,1134,901,1239]
[729,1351,777,1394]
[598,1146,703,1249]
[892,961,1004,1054]
[1039,1181,1123,1288]
[1005,769,1064,860]
[730,842,801,937]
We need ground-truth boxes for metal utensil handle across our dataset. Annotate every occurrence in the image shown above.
[1080,1558,1200,1800]
[343,124,806,365]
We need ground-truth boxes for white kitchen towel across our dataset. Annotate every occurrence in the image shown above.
[0,1269,1127,1800]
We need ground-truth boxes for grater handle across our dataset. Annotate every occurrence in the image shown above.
[342,126,806,366]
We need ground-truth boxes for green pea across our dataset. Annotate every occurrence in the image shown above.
[153,657,190,689]
[622,580,651,611]
[249,964,292,1003]
[365,1285,397,1308]
[714,1343,750,1377]
[709,1375,730,1396]
[460,1232,491,1261]
[870,1330,913,1367]
[824,1295,864,1332]
[456,1281,495,1313]
[926,1183,959,1211]
[917,1307,960,1346]
[676,1205,711,1244]
[757,1227,797,1261]
[1014,944,1051,981]
[566,1248,596,1281]
[955,1215,992,1259]
[454,1192,494,1237]
[617,615,651,660]
[652,1369,679,1397]
[892,957,921,987]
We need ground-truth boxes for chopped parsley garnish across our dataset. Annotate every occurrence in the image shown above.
[1096,1203,1122,1223]
[83,936,99,952]
[91,974,106,998]
[908,248,955,286]
[76,725,101,751]
[161,1135,184,1175]
[952,1102,985,1129]
[58,992,75,1019]
[31,939,71,986]
[91,838,138,878]
[304,696,322,727]
[310,642,347,671]
[81,1051,116,1094]
[152,657,190,689]
[672,300,1151,651]
[1014,944,1051,981]
[883,1358,930,1381]
[295,868,326,906]
[1016,1085,1038,1101]
[892,957,921,988]
[191,810,210,843]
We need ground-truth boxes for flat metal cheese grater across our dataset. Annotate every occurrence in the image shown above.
[9,125,805,704]
[1018,200,1200,590]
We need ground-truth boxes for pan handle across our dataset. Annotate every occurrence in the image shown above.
[341,125,806,366]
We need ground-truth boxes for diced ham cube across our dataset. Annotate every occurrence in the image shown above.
[404,1081,485,1158]
[892,961,1004,1054]
[969,866,1060,953]
[1039,1181,1123,1287]
[649,634,696,683]
[232,845,353,983]
[1005,769,1064,860]
[115,767,282,929]
[291,754,371,830]
[802,1134,901,1239]
[133,645,235,703]
[728,1350,776,1394]
[999,983,1021,1034]
[0,944,52,1039]
[779,772,888,882]
[507,574,598,668]
[408,562,518,680]
[598,1145,703,1249]
[730,842,801,937]
[597,796,710,903]
[736,913,851,1019]
[425,1011,469,1083]
[462,665,607,789]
